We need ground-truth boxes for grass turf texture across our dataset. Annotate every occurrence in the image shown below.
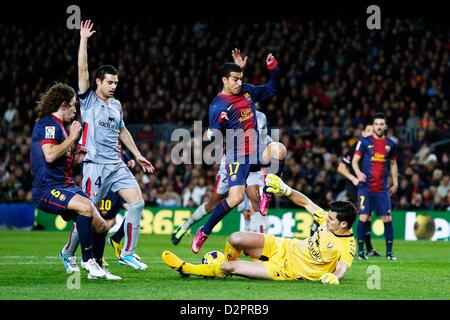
[0,231,449,300]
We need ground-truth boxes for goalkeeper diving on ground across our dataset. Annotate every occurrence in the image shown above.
[162,174,357,285]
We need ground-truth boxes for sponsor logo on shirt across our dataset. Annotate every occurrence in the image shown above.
[98,117,120,130]
[371,153,386,162]
[238,109,253,123]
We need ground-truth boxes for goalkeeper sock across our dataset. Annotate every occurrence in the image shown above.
[111,215,126,244]
[184,203,209,230]
[224,240,242,261]
[384,221,394,254]
[357,220,366,253]
[182,262,225,278]
[203,199,231,235]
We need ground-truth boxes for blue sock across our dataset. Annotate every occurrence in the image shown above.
[365,221,373,252]
[93,231,107,267]
[203,199,231,235]
[111,219,125,243]
[384,221,394,255]
[267,158,285,177]
[76,215,93,262]
[357,220,366,253]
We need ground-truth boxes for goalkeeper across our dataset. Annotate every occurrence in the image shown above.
[162,174,356,285]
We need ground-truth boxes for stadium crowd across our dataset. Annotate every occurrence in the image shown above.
[1,17,449,211]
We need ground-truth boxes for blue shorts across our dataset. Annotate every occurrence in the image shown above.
[225,162,253,188]
[97,192,124,220]
[34,185,89,221]
[357,187,391,216]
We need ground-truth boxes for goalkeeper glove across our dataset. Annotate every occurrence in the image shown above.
[265,174,292,196]
[266,53,278,71]
[319,273,340,285]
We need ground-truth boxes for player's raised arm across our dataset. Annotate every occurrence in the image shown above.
[264,174,323,215]
[241,53,279,102]
[78,20,96,94]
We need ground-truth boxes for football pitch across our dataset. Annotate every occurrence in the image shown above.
[0,231,449,300]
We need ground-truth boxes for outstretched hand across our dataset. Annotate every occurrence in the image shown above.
[80,20,96,39]
[265,174,291,196]
[232,48,248,69]
[136,154,155,173]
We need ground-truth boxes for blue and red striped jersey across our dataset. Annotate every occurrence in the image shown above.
[209,67,279,160]
[31,115,75,194]
[354,135,398,192]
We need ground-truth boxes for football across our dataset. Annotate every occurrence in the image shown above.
[201,251,225,264]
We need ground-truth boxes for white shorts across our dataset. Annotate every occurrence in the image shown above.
[82,161,138,203]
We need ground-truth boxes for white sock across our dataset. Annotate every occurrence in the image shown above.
[184,203,208,230]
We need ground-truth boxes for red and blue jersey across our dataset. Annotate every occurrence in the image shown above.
[354,135,398,192]
[31,115,75,196]
[209,67,279,160]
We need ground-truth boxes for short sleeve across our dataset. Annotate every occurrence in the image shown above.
[38,122,59,146]
[354,138,366,157]
[78,88,97,111]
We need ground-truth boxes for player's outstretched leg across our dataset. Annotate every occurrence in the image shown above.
[119,199,148,270]
[172,203,208,245]
[162,251,225,278]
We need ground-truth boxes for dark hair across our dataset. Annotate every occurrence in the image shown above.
[219,63,242,80]
[94,65,118,82]
[372,112,386,123]
[35,83,75,119]
[329,201,357,230]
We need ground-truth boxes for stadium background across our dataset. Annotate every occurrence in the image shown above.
[1,4,449,224]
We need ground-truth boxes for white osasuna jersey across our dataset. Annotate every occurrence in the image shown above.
[256,110,272,145]
[78,89,125,164]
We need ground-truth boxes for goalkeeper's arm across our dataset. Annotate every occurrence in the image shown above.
[319,261,348,285]
[265,174,323,215]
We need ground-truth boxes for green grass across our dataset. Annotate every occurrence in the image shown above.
[0,231,449,300]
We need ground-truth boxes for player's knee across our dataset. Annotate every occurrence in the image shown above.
[227,193,244,208]
[228,232,245,247]
[270,142,287,159]
[359,214,369,222]
[129,199,145,215]
[78,201,95,217]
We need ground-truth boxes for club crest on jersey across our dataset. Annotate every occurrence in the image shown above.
[244,92,251,101]
[45,126,55,139]
[59,194,66,201]
[327,242,334,249]
[230,175,237,181]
